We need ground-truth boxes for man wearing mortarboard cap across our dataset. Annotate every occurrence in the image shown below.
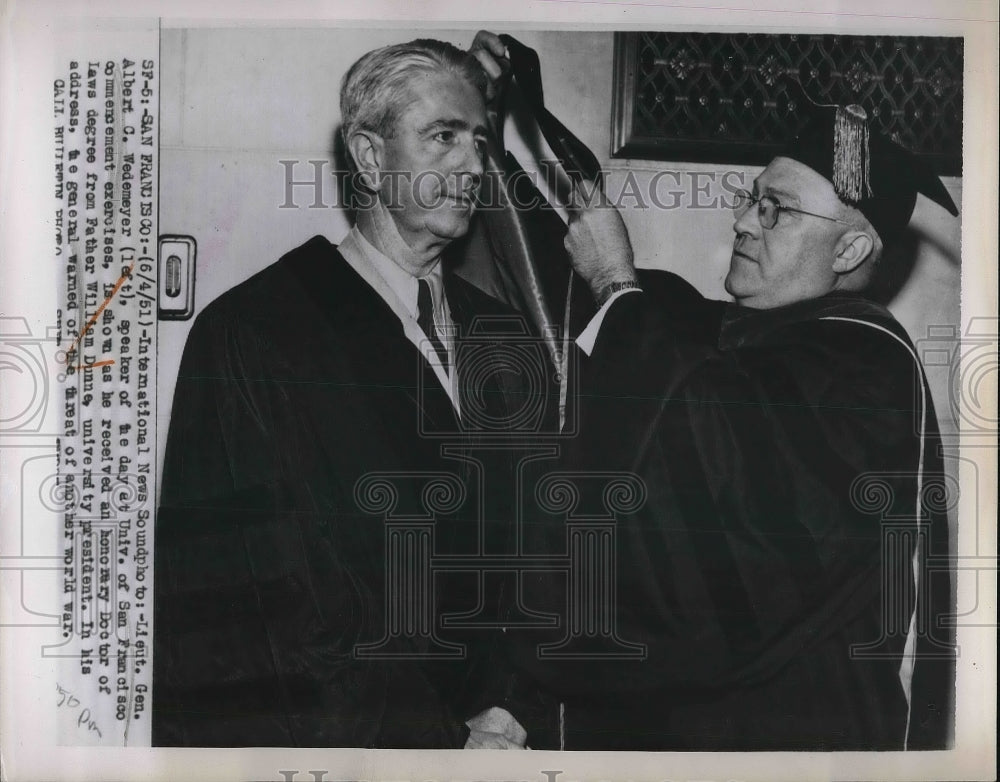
[506,105,958,750]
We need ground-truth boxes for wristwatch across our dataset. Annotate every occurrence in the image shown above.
[599,279,642,305]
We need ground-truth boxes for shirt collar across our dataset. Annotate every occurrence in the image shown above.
[348,226,443,322]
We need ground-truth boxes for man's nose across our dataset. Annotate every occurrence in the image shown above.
[733,201,760,238]
[455,167,483,199]
[459,136,485,184]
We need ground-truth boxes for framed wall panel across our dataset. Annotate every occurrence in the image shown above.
[612,32,963,175]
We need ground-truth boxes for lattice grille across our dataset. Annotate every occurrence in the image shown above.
[614,32,963,174]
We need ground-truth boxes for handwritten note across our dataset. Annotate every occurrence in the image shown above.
[56,683,104,739]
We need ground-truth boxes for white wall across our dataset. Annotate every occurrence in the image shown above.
[158,27,962,487]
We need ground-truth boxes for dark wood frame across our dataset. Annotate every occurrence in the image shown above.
[611,32,963,175]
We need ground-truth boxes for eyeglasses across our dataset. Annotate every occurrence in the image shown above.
[732,189,851,230]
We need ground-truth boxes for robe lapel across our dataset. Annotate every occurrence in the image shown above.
[285,239,461,434]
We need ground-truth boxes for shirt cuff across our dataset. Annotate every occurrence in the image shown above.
[575,288,642,356]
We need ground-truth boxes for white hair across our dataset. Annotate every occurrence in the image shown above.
[340,38,488,169]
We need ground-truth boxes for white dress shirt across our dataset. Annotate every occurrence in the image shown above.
[338,227,460,415]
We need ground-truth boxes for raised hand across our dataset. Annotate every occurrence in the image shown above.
[565,178,638,304]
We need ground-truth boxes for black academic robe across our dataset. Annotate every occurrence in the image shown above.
[513,270,954,750]
[152,235,557,747]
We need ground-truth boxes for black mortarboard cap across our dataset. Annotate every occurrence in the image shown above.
[780,105,959,248]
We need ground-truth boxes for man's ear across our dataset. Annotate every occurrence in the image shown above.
[832,230,875,275]
[347,130,385,191]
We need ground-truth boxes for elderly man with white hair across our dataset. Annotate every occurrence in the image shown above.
[153,37,547,749]
[507,102,958,750]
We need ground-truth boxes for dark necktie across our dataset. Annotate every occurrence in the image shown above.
[417,278,449,370]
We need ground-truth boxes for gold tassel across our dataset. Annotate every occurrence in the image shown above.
[832,104,871,204]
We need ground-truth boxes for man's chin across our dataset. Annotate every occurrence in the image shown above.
[427,214,474,241]
[725,272,759,304]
